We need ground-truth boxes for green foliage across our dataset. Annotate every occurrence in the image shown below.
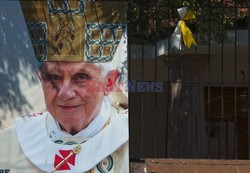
[128,0,249,45]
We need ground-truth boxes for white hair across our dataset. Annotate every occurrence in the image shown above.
[38,60,116,77]
[94,61,116,77]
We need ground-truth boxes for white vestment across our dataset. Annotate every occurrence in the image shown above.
[0,103,129,173]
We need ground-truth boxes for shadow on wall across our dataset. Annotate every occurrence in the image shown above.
[0,1,39,120]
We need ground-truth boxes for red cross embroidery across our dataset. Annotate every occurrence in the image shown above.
[52,145,81,172]
[54,150,76,171]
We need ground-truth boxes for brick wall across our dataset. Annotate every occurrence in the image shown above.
[130,159,250,173]
[145,159,250,173]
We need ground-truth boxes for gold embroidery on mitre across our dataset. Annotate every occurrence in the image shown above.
[48,15,83,61]
[20,1,127,62]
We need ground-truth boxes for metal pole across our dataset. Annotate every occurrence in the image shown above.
[247,6,250,159]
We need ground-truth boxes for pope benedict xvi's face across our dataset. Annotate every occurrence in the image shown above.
[39,62,108,134]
